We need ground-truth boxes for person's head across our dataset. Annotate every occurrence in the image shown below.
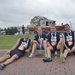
[50,26,56,33]
[37,27,42,36]
[24,31,30,40]
[64,24,70,32]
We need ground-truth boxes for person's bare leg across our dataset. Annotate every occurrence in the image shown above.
[43,40,47,54]
[0,54,10,63]
[46,47,52,58]
[63,49,69,58]
[60,43,64,54]
[31,41,38,54]
[57,42,64,54]
[43,47,52,62]
[29,41,39,58]
[3,54,18,65]
[71,46,75,52]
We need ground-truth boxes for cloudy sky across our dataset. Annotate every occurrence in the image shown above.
[0,0,75,30]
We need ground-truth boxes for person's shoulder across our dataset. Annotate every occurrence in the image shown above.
[42,33,46,36]
[56,32,60,34]
[17,38,24,42]
[34,34,39,40]
[20,38,24,40]
[71,30,74,33]
[34,34,38,37]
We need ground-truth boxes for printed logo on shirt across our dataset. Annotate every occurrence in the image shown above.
[38,37,43,44]
[18,42,28,51]
[51,36,57,46]
[66,35,73,46]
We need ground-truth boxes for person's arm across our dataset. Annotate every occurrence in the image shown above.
[57,34,64,53]
[6,38,21,54]
[74,32,75,44]
[71,32,75,50]
[63,35,70,50]
[58,34,63,45]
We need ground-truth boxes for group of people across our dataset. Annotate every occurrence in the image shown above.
[0,24,75,70]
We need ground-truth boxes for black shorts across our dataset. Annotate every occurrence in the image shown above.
[10,49,25,58]
[64,45,74,50]
[51,45,59,54]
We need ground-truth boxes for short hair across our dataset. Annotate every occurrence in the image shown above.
[64,24,70,27]
[37,27,42,30]
[50,25,56,29]
[24,30,29,34]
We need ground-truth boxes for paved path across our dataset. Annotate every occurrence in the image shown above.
[0,51,75,75]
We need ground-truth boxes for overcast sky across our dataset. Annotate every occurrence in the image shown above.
[0,0,75,30]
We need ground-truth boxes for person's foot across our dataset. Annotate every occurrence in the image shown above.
[60,53,66,63]
[43,58,52,62]
[29,53,34,58]
[0,63,6,70]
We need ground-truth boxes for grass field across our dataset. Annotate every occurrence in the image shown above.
[0,34,34,50]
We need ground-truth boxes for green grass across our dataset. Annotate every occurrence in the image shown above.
[0,34,34,50]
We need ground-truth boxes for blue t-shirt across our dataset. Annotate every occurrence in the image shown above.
[47,32,61,45]
[64,30,74,47]
[34,33,47,42]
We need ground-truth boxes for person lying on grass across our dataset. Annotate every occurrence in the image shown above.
[0,31,32,70]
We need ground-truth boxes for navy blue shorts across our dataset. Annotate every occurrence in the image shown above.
[37,44,44,50]
[10,49,25,58]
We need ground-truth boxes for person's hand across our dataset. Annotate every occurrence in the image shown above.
[57,44,61,50]
[67,48,71,53]
[49,45,53,50]
[25,49,30,53]
[5,50,11,54]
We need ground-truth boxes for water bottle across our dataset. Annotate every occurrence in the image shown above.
[39,44,42,50]
[54,51,58,58]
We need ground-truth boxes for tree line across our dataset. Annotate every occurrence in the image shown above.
[1,27,18,35]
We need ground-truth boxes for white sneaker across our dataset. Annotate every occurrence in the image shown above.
[60,53,66,63]
[0,63,5,70]
[29,53,34,58]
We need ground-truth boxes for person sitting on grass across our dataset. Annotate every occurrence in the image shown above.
[60,24,75,62]
[29,27,47,58]
[43,25,63,62]
[0,31,32,70]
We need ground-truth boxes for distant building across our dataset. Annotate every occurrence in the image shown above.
[1,31,6,35]
[30,16,56,26]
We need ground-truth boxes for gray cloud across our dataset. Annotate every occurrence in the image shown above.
[0,0,75,30]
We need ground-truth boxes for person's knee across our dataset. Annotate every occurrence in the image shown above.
[47,47,51,51]
[43,40,47,44]
[4,54,10,59]
[33,40,38,46]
